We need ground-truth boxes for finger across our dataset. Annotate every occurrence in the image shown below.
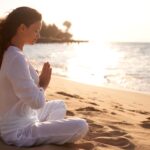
[43,62,49,70]
[43,63,49,71]
[46,67,52,77]
[47,67,52,77]
[50,68,52,76]
[43,65,50,75]
[46,64,51,73]
[46,62,50,68]
[45,62,49,66]
[42,63,47,71]
[41,62,51,76]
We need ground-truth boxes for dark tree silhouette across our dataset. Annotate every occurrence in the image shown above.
[63,21,71,32]
[39,21,72,42]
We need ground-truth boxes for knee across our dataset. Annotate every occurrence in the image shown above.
[54,100,67,110]
[67,119,89,143]
[46,100,67,110]
[77,119,89,137]
[59,100,66,109]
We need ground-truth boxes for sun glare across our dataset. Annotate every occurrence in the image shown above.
[66,42,121,85]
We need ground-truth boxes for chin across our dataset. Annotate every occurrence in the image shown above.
[27,41,36,45]
[32,40,37,44]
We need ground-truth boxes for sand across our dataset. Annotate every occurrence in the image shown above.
[0,75,150,150]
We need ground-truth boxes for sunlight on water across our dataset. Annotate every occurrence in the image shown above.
[66,42,121,85]
[24,42,150,93]
[24,42,121,86]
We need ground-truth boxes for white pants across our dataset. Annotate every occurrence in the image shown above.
[1,100,89,147]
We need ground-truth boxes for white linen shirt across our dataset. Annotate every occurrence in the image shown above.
[0,46,45,135]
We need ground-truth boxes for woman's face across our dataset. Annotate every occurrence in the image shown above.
[23,21,42,44]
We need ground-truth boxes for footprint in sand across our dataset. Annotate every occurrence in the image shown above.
[85,123,104,140]
[111,112,117,115]
[75,107,104,115]
[66,110,75,116]
[108,125,123,130]
[113,105,125,112]
[56,91,83,99]
[94,137,135,150]
[76,107,108,113]
[109,121,133,126]
[88,102,98,106]
[140,120,150,129]
[76,106,101,112]
[146,117,150,120]
[128,109,150,115]
[98,130,127,137]
[87,129,128,141]
[85,121,135,149]
[90,123,104,130]
[95,124,128,138]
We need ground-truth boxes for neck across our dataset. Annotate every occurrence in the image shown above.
[11,35,24,51]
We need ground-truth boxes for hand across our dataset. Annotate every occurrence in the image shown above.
[39,62,52,90]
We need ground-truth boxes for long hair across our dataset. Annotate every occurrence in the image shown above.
[0,7,42,68]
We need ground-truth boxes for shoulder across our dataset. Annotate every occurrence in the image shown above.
[4,46,26,63]
[5,46,24,59]
[2,46,27,70]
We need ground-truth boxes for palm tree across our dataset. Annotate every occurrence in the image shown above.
[63,21,71,32]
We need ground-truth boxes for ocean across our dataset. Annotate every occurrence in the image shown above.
[24,42,150,93]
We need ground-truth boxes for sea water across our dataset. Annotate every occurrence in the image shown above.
[24,42,150,93]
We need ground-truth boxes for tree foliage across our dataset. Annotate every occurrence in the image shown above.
[40,21,72,41]
[63,21,71,32]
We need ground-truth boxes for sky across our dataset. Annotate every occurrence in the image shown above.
[1,0,150,42]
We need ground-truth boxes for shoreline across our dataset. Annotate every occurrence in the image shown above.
[49,75,150,111]
[52,74,150,96]
[37,38,89,44]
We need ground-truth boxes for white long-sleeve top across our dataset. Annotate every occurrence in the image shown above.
[0,46,46,135]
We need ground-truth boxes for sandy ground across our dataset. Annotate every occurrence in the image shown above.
[0,75,150,150]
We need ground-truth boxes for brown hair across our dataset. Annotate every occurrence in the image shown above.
[0,7,42,68]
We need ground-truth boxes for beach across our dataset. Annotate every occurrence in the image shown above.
[0,75,150,150]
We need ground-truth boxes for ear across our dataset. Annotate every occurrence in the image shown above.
[18,24,27,33]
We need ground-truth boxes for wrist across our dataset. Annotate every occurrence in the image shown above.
[39,83,46,91]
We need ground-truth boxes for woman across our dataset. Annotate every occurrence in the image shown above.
[0,6,88,147]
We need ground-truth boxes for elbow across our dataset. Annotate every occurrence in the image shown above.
[29,88,46,109]
[20,86,46,109]
[31,93,45,109]
[30,97,45,109]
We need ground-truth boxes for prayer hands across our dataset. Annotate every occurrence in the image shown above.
[39,62,52,90]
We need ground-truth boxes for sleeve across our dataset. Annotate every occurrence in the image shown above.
[28,63,39,86]
[6,53,46,109]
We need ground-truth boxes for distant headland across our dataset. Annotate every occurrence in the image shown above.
[37,21,88,43]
